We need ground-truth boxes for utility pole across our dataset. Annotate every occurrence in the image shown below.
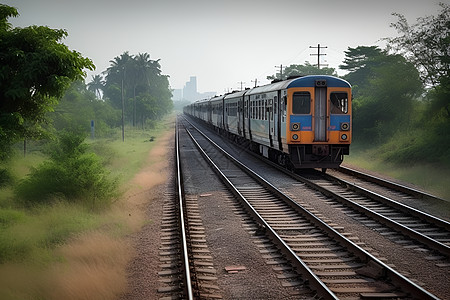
[237,81,245,91]
[275,64,284,80]
[251,78,258,87]
[121,71,125,142]
[309,44,328,69]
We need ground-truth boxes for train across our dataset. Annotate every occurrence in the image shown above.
[183,75,352,171]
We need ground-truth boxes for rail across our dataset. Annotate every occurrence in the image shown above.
[176,118,194,300]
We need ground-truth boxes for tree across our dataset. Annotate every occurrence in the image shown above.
[340,47,423,143]
[267,62,336,81]
[384,3,450,164]
[103,51,173,130]
[0,4,94,160]
[386,3,449,87]
[87,75,105,99]
[339,46,384,96]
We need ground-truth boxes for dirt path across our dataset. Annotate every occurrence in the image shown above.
[119,129,173,299]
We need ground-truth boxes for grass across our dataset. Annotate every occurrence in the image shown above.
[0,115,175,299]
[344,143,450,200]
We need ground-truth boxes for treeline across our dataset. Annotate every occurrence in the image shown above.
[342,3,449,165]
[0,4,173,207]
[269,4,449,165]
[54,51,174,138]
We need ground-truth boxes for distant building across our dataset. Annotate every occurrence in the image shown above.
[172,76,216,102]
[183,76,198,102]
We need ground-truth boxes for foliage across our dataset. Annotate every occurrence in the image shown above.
[385,3,450,164]
[267,61,336,80]
[0,168,13,188]
[15,130,118,208]
[341,47,423,143]
[0,4,94,161]
[100,51,173,128]
[341,4,450,166]
[386,3,449,87]
[339,46,384,96]
[51,81,121,137]
[87,74,105,99]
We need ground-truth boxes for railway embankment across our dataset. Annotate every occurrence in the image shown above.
[343,146,450,202]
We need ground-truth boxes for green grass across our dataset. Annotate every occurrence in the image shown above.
[91,119,173,184]
[0,116,174,267]
[0,202,100,265]
[345,144,450,200]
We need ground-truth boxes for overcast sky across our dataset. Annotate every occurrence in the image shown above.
[3,0,444,94]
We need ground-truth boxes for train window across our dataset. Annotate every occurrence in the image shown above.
[292,92,311,114]
[258,100,261,120]
[330,92,348,114]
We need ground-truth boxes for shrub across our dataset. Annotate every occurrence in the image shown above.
[0,168,13,188]
[15,130,118,209]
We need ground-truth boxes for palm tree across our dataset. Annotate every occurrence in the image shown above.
[104,52,133,141]
[87,74,104,99]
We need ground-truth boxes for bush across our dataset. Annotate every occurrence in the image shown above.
[0,168,13,188]
[15,130,118,209]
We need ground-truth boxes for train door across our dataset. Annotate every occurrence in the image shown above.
[314,81,327,142]
[274,93,280,150]
[268,98,274,148]
[244,95,251,140]
[238,98,243,135]
[243,97,248,139]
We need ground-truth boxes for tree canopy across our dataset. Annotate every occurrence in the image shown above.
[267,62,336,81]
[100,51,172,128]
[0,4,94,160]
[386,2,449,87]
[340,47,423,142]
[339,3,450,165]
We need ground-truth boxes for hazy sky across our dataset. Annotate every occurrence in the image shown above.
[3,0,444,94]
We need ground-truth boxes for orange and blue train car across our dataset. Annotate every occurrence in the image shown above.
[184,75,351,170]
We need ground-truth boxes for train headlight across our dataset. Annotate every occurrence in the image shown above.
[292,134,299,140]
[341,134,348,141]
[291,122,300,131]
[340,122,350,131]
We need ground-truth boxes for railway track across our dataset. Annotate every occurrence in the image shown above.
[158,119,222,299]
[180,116,440,300]
[184,116,450,259]
[295,170,450,258]
[336,166,447,205]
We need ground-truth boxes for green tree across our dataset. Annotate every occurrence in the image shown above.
[340,48,423,143]
[15,130,118,208]
[51,81,121,137]
[339,46,384,96]
[384,3,450,164]
[267,62,336,81]
[103,51,173,129]
[386,3,449,87]
[87,75,105,99]
[0,4,94,160]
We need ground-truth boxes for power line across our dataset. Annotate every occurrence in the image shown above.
[310,44,328,69]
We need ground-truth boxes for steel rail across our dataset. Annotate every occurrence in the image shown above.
[176,118,194,300]
[328,173,450,231]
[306,174,450,258]
[184,115,450,256]
[182,123,339,300]
[338,166,447,202]
[309,170,450,257]
[181,117,440,300]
